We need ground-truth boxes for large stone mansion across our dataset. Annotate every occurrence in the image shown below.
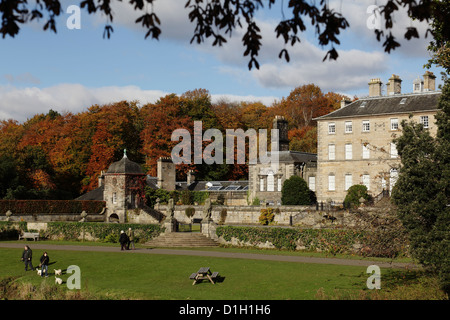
[78,70,442,221]
[314,71,441,203]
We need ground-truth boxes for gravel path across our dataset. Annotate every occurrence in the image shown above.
[0,242,419,269]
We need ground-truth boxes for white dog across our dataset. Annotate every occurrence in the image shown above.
[55,277,63,285]
[54,269,62,276]
[36,269,42,276]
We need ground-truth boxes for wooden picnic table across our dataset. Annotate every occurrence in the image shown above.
[189,267,219,285]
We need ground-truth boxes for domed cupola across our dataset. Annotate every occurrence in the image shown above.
[106,149,144,175]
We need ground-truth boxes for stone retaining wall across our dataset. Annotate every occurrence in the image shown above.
[155,204,363,229]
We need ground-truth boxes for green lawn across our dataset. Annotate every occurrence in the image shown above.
[0,247,373,300]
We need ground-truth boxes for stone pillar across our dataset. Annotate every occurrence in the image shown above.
[164,217,177,233]
[202,219,218,240]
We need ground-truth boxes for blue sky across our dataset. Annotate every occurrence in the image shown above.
[0,0,444,122]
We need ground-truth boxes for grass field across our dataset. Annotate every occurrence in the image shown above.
[0,243,446,300]
[0,247,373,300]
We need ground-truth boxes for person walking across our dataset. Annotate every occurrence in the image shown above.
[39,252,50,277]
[21,245,34,271]
[119,230,129,251]
[126,227,135,250]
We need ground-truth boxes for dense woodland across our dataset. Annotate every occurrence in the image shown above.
[0,84,347,199]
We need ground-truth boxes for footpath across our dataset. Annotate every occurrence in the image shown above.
[0,242,419,269]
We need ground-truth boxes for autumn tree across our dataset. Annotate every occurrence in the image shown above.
[140,93,193,178]
[240,101,272,130]
[288,126,317,154]
[270,84,343,153]
[82,101,143,192]
[211,100,244,130]
[0,154,20,198]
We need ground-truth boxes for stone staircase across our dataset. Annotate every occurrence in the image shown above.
[145,232,219,248]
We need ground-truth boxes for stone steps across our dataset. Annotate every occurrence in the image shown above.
[145,232,219,247]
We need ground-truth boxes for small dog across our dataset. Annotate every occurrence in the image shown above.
[54,269,62,276]
[37,269,42,276]
[55,277,63,285]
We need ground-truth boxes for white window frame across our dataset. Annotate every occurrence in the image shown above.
[344,174,352,191]
[362,174,370,191]
[362,143,370,159]
[277,177,282,191]
[345,121,353,133]
[328,175,335,191]
[390,118,399,130]
[389,169,398,193]
[362,120,370,132]
[112,192,117,204]
[345,143,352,160]
[308,176,316,192]
[328,144,336,160]
[328,122,336,134]
[267,171,274,192]
[420,115,429,128]
[259,178,265,192]
[390,142,398,158]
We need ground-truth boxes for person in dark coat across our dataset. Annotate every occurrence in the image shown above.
[119,230,129,251]
[39,252,50,277]
[21,245,34,271]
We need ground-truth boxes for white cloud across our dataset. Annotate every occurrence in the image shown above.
[97,0,194,42]
[0,84,279,122]
[252,45,388,92]
[330,0,432,57]
[0,84,166,122]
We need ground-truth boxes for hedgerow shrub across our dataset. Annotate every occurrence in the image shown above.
[216,226,365,254]
[0,221,27,240]
[45,222,162,243]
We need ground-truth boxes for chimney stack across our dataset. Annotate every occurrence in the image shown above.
[340,98,352,108]
[423,71,436,91]
[387,74,402,95]
[368,78,382,97]
[157,157,176,191]
[273,116,289,152]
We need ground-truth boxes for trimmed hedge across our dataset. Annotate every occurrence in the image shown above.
[0,221,27,240]
[44,222,162,243]
[216,226,365,254]
[0,200,106,215]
